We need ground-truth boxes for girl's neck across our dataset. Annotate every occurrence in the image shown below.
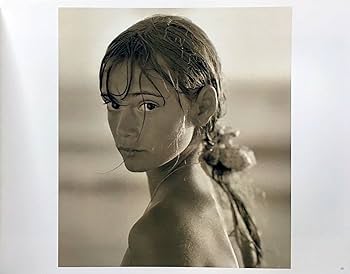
[145,139,204,200]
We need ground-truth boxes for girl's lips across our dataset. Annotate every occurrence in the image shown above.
[121,150,135,157]
[119,147,145,152]
[119,148,145,157]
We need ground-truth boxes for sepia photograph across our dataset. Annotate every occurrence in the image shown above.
[59,8,291,268]
[2,1,349,273]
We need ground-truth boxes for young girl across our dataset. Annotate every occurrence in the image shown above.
[99,14,262,267]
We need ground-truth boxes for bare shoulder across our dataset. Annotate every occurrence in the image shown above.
[125,186,238,267]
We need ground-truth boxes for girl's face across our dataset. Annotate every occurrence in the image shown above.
[105,61,195,172]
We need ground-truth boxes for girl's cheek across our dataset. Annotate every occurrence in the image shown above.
[107,113,117,130]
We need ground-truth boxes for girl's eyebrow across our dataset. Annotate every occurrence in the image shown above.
[126,91,164,98]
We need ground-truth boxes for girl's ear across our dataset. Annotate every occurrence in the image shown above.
[190,85,218,127]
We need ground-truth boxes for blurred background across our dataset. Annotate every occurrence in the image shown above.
[59,8,291,268]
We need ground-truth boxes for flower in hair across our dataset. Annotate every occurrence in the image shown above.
[203,126,256,172]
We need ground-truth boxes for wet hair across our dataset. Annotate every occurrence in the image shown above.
[99,14,262,267]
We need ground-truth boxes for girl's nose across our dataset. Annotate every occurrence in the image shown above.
[111,108,142,140]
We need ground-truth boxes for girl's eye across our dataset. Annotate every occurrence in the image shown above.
[139,102,158,112]
[107,102,121,111]
[112,102,120,109]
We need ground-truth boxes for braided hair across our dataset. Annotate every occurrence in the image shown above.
[99,14,262,267]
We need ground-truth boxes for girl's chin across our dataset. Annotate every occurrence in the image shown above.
[122,152,180,172]
[123,158,170,172]
[123,158,154,172]
[124,164,148,172]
